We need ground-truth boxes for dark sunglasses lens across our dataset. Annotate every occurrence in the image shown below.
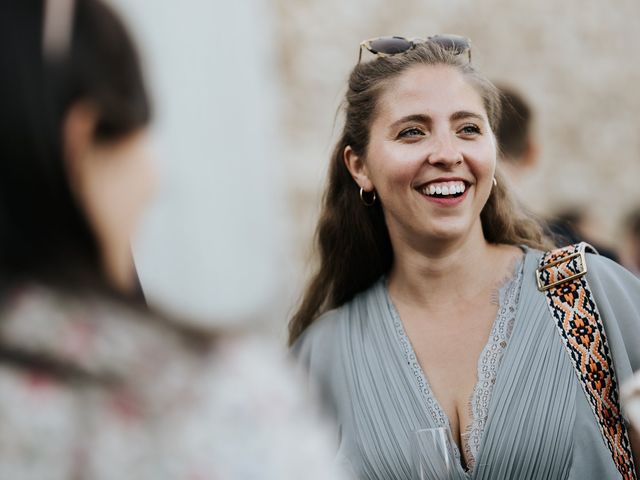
[368,37,412,55]
[429,35,470,54]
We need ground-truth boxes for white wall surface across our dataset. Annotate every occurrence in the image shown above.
[109,0,292,330]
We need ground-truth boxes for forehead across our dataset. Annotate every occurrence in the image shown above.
[375,64,487,123]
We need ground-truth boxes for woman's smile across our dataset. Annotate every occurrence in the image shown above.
[415,178,470,206]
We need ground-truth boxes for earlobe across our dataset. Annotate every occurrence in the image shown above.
[63,102,98,183]
[343,145,374,191]
[522,140,539,169]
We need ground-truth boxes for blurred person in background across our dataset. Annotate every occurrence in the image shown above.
[290,38,640,479]
[495,84,620,261]
[620,207,640,276]
[546,207,620,261]
[494,84,538,189]
[0,1,347,479]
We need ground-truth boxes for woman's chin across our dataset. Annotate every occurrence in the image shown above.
[421,223,467,243]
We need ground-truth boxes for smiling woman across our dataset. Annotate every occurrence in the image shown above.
[290,39,640,480]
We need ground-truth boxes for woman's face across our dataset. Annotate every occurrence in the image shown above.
[66,112,157,293]
[346,64,497,249]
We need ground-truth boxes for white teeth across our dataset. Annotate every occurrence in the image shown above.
[421,181,466,197]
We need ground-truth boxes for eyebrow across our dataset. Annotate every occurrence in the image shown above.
[450,111,484,122]
[389,114,430,130]
[389,111,485,129]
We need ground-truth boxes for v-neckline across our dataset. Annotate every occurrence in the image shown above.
[382,256,525,478]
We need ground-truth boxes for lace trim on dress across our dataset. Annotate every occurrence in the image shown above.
[387,256,524,473]
[462,258,524,469]
[391,311,449,428]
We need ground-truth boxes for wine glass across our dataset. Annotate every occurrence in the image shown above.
[410,427,456,480]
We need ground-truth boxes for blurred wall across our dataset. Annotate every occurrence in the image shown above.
[110,0,294,331]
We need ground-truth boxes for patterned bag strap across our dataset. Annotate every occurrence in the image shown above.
[536,242,637,480]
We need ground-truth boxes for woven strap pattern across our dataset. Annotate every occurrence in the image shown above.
[538,243,636,479]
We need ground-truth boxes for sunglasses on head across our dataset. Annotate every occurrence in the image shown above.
[358,34,471,64]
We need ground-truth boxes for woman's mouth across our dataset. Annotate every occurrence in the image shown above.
[416,180,469,205]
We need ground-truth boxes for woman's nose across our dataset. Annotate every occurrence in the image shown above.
[427,133,463,167]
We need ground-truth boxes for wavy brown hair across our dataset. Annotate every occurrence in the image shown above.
[288,42,552,345]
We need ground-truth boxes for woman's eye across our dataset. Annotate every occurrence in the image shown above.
[458,124,481,136]
[398,127,425,138]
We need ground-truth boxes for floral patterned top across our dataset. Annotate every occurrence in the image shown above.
[0,285,347,480]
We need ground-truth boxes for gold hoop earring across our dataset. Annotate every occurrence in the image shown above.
[359,187,376,207]
[493,177,498,187]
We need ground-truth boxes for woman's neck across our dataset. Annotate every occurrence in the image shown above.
[387,226,514,311]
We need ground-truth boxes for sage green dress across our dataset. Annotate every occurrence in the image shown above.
[293,249,640,479]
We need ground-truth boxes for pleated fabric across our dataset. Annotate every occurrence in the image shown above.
[293,249,640,480]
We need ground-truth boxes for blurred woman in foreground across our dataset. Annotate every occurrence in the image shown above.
[0,1,345,478]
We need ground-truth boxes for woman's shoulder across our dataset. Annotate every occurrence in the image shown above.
[0,284,211,382]
[290,306,346,373]
[581,249,640,325]
[584,249,639,284]
[292,277,385,356]
[530,243,640,373]
[0,283,312,391]
[521,242,637,280]
[294,306,346,348]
